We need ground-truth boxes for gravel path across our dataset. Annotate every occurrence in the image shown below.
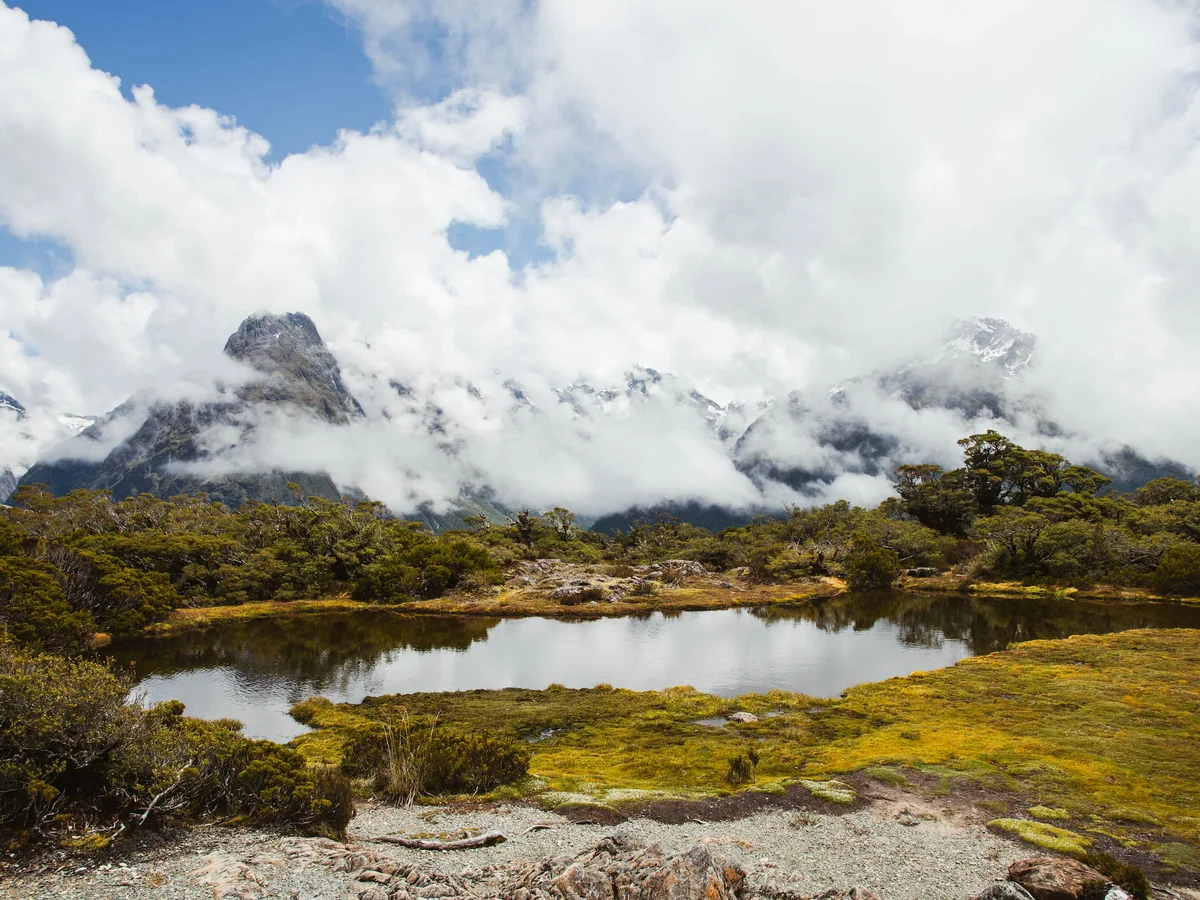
[0,799,1022,900]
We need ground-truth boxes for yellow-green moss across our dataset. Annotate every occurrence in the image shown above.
[800,779,857,804]
[58,833,111,854]
[1029,805,1071,821]
[988,819,1092,854]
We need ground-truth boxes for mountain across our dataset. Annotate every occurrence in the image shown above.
[0,390,95,503]
[0,392,25,417]
[727,317,1037,497]
[597,317,1193,529]
[19,312,362,506]
[15,312,1192,529]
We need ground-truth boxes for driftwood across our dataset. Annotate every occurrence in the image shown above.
[373,830,507,851]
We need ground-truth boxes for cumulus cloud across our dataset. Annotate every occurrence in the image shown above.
[1,0,1200,513]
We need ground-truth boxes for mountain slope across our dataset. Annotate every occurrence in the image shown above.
[19,313,360,506]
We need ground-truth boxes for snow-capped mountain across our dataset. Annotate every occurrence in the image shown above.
[0,392,25,417]
[0,391,95,502]
[553,366,759,447]
[12,312,1190,525]
[937,316,1036,375]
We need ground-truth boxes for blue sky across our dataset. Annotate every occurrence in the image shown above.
[1,0,392,271]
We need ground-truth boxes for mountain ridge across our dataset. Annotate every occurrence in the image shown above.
[10,313,1193,527]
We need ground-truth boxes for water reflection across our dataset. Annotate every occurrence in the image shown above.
[753,591,1200,654]
[107,593,1200,742]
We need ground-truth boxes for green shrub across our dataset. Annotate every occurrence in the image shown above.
[351,539,499,602]
[844,535,902,591]
[45,546,176,635]
[0,641,352,841]
[1078,852,1150,900]
[0,556,94,654]
[1153,544,1200,597]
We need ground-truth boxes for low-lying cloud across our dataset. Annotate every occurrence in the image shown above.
[2,0,1199,512]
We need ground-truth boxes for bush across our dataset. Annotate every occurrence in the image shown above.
[844,537,902,591]
[44,546,177,635]
[0,641,352,842]
[1078,852,1150,900]
[1153,544,1200,598]
[342,710,529,803]
[351,539,499,602]
[0,556,94,655]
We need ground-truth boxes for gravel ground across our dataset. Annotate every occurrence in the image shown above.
[0,799,1025,900]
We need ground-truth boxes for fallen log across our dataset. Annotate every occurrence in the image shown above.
[372,831,507,851]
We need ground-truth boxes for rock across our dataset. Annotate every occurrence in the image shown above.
[553,862,616,899]
[188,854,267,899]
[727,712,759,724]
[905,567,940,578]
[549,578,607,604]
[974,883,1036,900]
[895,809,920,827]
[1007,857,1109,900]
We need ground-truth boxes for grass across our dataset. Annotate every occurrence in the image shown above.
[145,597,381,635]
[291,629,1200,871]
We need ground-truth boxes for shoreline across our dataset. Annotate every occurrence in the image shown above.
[135,573,1198,641]
[140,577,847,637]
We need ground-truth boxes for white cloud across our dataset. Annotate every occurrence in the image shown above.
[1,0,1199,512]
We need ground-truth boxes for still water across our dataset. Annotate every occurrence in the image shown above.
[108,592,1200,742]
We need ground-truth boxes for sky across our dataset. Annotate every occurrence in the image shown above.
[1,0,1199,514]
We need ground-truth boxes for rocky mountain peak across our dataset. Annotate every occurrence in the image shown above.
[223,311,362,425]
[0,391,25,418]
[939,316,1036,376]
[223,311,326,366]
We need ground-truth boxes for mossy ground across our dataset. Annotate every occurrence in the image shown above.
[292,629,1200,872]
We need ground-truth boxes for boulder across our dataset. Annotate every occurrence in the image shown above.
[727,712,759,724]
[974,883,1036,900]
[1007,857,1108,900]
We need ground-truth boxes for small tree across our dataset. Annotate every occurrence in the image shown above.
[543,507,576,541]
[462,514,490,533]
[511,511,538,547]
